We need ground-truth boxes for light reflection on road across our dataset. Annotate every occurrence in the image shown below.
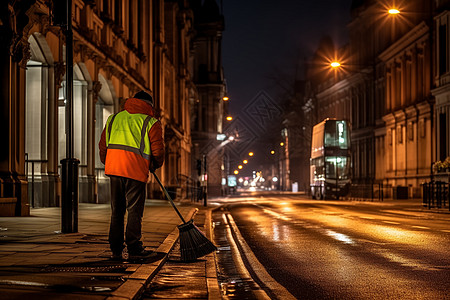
[220,195,450,299]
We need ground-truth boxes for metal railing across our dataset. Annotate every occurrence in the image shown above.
[422,181,449,210]
[348,183,388,201]
[25,154,48,208]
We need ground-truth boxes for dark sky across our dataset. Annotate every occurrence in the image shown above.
[222,0,353,113]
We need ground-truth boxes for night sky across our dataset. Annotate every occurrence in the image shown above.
[220,0,353,175]
[222,0,353,112]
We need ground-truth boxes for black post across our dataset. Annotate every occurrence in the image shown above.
[61,0,79,233]
[448,183,450,211]
[203,154,207,206]
[61,158,79,233]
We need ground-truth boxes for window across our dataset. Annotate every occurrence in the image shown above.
[408,122,413,141]
[397,125,403,144]
[26,60,48,161]
[325,156,350,179]
[439,24,448,76]
[324,121,348,149]
[439,113,447,161]
[419,118,426,138]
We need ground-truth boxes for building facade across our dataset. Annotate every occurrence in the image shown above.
[433,1,450,167]
[1,0,224,216]
[304,0,448,198]
[190,0,227,197]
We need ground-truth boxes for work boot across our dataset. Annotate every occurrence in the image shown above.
[128,249,155,261]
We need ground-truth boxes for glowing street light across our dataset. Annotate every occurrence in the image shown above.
[238,165,243,169]
[243,159,248,164]
[280,142,284,146]
[248,152,254,157]
[330,61,341,68]
[226,116,233,121]
[234,170,239,175]
[223,96,229,101]
[388,8,400,15]
[270,150,275,155]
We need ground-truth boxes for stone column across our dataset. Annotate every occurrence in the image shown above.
[82,80,102,203]
[0,3,33,216]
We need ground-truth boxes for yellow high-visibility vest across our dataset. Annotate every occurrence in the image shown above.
[105,111,158,160]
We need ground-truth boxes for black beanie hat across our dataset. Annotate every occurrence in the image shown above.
[134,90,154,107]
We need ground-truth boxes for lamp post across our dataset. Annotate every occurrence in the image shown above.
[60,0,80,233]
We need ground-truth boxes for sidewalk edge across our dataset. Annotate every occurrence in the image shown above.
[205,208,221,300]
[106,207,198,300]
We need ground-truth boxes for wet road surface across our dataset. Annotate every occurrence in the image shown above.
[212,194,450,299]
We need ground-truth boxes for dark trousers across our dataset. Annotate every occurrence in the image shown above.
[109,175,146,254]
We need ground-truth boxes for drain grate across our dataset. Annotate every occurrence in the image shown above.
[45,265,126,273]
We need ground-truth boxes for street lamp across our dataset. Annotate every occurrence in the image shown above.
[234,170,239,175]
[243,159,248,164]
[270,150,275,155]
[388,8,400,15]
[330,61,341,68]
[248,152,254,157]
[223,96,229,101]
[238,165,243,170]
[226,116,233,121]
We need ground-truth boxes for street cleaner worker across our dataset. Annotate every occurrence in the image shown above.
[99,90,164,260]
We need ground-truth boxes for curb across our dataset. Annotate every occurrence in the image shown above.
[205,208,221,300]
[106,207,198,300]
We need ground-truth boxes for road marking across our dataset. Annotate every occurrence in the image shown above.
[411,226,429,230]
[382,221,400,225]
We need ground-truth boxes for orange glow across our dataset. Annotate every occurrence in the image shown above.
[280,142,284,146]
[223,96,229,101]
[226,116,233,121]
[243,160,248,164]
[248,152,254,157]
[330,61,341,68]
[238,165,243,169]
[270,150,275,155]
[233,170,239,175]
[388,8,400,14]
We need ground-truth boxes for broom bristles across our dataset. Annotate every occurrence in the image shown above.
[178,220,217,261]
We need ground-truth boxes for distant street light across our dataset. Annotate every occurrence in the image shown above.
[238,165,243,169]
[248,152,254,157]
[226,116,233,121]
[234,170,239,175]
[243,159,248,164]
[388,8,400,15]
[330,61,341,68]
[223,96,229,101]
[280,142,284,146]
[270,150,275,155]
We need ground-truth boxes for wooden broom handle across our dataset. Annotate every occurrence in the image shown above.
[151,171,187,223]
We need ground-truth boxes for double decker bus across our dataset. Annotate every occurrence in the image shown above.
[310,119,351,199]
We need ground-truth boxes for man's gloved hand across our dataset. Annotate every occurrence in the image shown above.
[149,157,158,173]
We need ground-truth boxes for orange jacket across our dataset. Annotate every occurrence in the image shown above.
[99,98,164,182]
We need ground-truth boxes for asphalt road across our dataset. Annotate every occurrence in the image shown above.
[212,193,450,299]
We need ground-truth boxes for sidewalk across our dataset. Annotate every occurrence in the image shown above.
[0,199,218,299]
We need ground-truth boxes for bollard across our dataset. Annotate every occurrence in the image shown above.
[61,158,80,233]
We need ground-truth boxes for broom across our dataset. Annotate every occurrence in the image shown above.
[151,171,217,261]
